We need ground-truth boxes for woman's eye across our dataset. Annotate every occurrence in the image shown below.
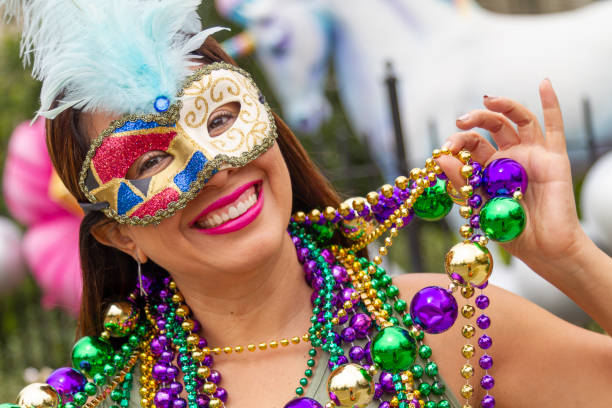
[127,151,172,180]
[209,113,232,130]
[207,102,240,137]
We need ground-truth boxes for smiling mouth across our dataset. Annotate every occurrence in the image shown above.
[190,181,262,230]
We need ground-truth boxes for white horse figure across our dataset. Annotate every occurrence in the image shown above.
[217,0,612,177]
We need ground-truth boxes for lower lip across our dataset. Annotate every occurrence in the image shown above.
[194,186,264,235]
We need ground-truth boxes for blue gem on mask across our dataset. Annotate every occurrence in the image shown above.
[174,151,207,192]
[154,96,170,112]
[117,182,144,215]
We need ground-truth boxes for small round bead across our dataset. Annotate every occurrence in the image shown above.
[479,354,493,370]
[480,374,495,390]
[478,334,493,350]
[476,315,491,330]
[475,295,490,310]
[481,395,495,408]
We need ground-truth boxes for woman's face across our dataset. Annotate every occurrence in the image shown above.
[87,101,294,280]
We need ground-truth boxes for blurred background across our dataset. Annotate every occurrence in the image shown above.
[1,0,611,401]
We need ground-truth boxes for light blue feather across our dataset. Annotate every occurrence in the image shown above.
[1,0,226,119]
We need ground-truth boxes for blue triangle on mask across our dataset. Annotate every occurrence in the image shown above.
[117,182,144,215]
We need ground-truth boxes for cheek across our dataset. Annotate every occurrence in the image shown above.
[262,144,293,217]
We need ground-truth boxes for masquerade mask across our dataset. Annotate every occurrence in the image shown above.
[79,62,277,225]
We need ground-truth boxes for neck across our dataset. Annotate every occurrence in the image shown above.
[170,231,312,348]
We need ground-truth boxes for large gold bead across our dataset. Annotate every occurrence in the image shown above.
[327,364,375,408]
[103,301,139,337]
[462,325,475,338]
[460,384,474,399]
[461,344,475,359]
[461,305,475,319]
[208,399,223,408]
[460,364,474,379]
[445,180,467,205]
[16,383,61,408]
[445,242,493,286]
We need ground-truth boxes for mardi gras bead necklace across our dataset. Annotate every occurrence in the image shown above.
[1,150,528,408]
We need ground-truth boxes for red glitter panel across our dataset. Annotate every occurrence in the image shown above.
[130,188,181,218]
[92,131,176,183]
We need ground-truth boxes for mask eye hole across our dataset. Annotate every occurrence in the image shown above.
[207,102,240,137]
[126,150,173,180]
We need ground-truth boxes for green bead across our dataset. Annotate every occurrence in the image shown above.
[425,402,437,408]
[382,303,393,314]
[394,299,407,313]
[309,349,317,357]
[120,399,129,408]
[103,364,116,376]
[410,364,424,379]
[370,326,416,373]
[110,389,123,402]
[305,369,313,377]
[480,197,526,242]
[418,345,432,359]
[437,400,450,408]
[113,354,124,366]
[389,317,400,326]
[83,382,97,396]
[73,392,88,406]
[377,291,387,302]
[64,403,76,408]
[296,387,304,396]
[307,359,315,367]
[381,275,392,287]
[72,336,113,378]
[414,179,453,221]
[432,381,446,396]
[93,373,106,386]
[418,382,431,396]
[425,362,438,377]
[402,314,413,326]
[299,378,308,386]
[386,285,399,298]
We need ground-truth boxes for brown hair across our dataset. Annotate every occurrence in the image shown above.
[46,37,347,337]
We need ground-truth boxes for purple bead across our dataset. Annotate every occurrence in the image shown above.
[480,374,495,390]
[152,364,169,382]
[481,395,496,408]
[337,311,350,325]
[482,158,528,197]
[410,400,421,408]
[166,365,179,380]
[468,194,483,209]
[476,314,491,330]
[341,327,357,342]
[468,174,482,188]
[157,335,169,346]
[157,318,167,330]
[46,367,87,400]
[378,402,391,408]
[159,350,174,363]
[349,345,365,361]
[291,235,301,247]
[208,370,221,384]
[470,234,483,243]
[379,371,395,393]
[196,394,210,408]
[203,354,214,366]
[350,313,372,337]
[159,289,170,299]
[283,397,323,408]
[321,249,335,263]
[157,303,168,314]
[470,214,480,229]
[328,355,348,369]
[297,247,310,263]
[340,288,357,304]
[332,266,349,283]
[312,277,325,291]
[172,398,187,408]
[410,286,458,334]
[449,273,465,285]
[198,338,208,348]
[471,161,482,175]
[151,338,165,355]
[374,383,383,399]
[154,389,173,408]
[478,334,493,349]
[479,354,493,370]
[474,280,489,290]
[214,387,228,403]
[169,382,183,396]
[475,295,490,309]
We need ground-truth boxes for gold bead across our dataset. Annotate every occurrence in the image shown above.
[460,364,474,379]
[168,281,177,290]
[171,293,184,303]
[390,396,400,407]
[447,282,459,293]
[324,206,337,220]
[460,185,473,197]
[460,164,474,178]
[432,149,442,158]
[197,366,211,378]
[461,286,475,299]
[203,382,217,394]
[441,147,451,155]
[409,168,421,180]
[513,189,524,200]
[291,336,300,344]
[337,309,347,318]
[373,256,382,265]
[460,384,474,399]
[270,341,279,348]
[384,237,393,247]
[235,346,244,353]
[478,236,489,246]
[302,334,310,341]
[445,242,493,286]
[446,180,467,205]
[461,304,475,319]
[192,350,205,362]
[103,301,139,337]
[367,191,380,205]
[339,203,351,217]
[373,299,383,308]
[186,334,200,346]
[223,347,232,354]
[462,405,473,408]
[462,325,476,338]
[176,305,190,317]
[280,339,289,347]
[368,365,378,376]
[381,184,394,198]
[383,219,393,228]
[247,344,256,352]
[100,330,111,341]
[294,211,306,223]
[208,398,223,408]
[458,150,471,163]
[459,206,473,218]
[310,209,321,223]
[389,227,398,237]
[327,363,375,408]
[17,383,61,408]
[352,198,366,212]
[395,218,404,228]
[258,342,267,350]
[378,247,388,256]
[459,224,473,238]
[331,317,339,325]
[395,176,410,190]
[212,347,221,355]
[181,319,195,332]
[325,402,337,408]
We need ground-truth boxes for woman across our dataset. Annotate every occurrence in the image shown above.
[4,1,612,407]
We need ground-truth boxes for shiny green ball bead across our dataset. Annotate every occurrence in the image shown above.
[110,389,123,402]
[432,381,446,396]
[93,373,106,386]
[296,387,304,396]
[299,378,308,386]
[72,336,113,378]
[370,326,416,373]
[113,355,124,366]
[103,364,115,376]
[424,402,436,408]
[437,400,450,408]
[309,349,317,357]
[418,382,431,396]
[382,303,393,314]
[479,197,526,242]
[120,400,129,408]
[73,392,88,406]
[425,362,438,377]
[124,373,133,382]
[394,299,407,313]
[307,359,315,367]
[381,275,392,287]
[414,179,453,221]
[410,364,424,379]
[419,345,432,359]
[64,403,76,408]
[389,317,400,326]
[377,291,387,302]
[305,369,313,377]
[386,285,399,298]
[83,383,97,396]
[402,314,413,326]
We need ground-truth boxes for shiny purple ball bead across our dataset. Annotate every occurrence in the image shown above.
[482,158,528,197]
[468,194,483,209]
[409,286,458,334]
[214,388,228,403]
[154,389,173,408]
[479,354,493,370]
[475,295,490,309]
[349,345,365,361]
[379,371,395,393]
[196,394,209,408]
[476,314,491,330]
[169,382,183,396]
[46,367,87,400]
[283,397,323,408]
[208,370,221,384]
[470,214,480,229]
[374,383,383,399]
[481,395,496,408]
[478,334,493,350]
[481,374,495,390]
[172,398,187,408]
[350,313,372,338]
[341,327,357,342]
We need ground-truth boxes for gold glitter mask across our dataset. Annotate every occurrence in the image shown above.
[79,63,277,225]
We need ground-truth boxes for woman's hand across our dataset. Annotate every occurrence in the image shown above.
[438,79,586,275]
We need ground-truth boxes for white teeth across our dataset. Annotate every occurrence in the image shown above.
[195,189,259,229]
[228,206,239,219]
[213,214,222,225]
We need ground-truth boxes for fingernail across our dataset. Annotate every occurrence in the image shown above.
[544,77,552,85]
[484,95,498,100]
[441,141,453,150]
[457,113,470,122]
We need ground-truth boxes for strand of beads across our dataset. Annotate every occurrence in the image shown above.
[205,333,310,355]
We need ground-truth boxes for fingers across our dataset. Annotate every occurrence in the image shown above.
[444,131,497,164]
[482,95,545,145]
[456,110,520,150]
[539,79,567,153]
